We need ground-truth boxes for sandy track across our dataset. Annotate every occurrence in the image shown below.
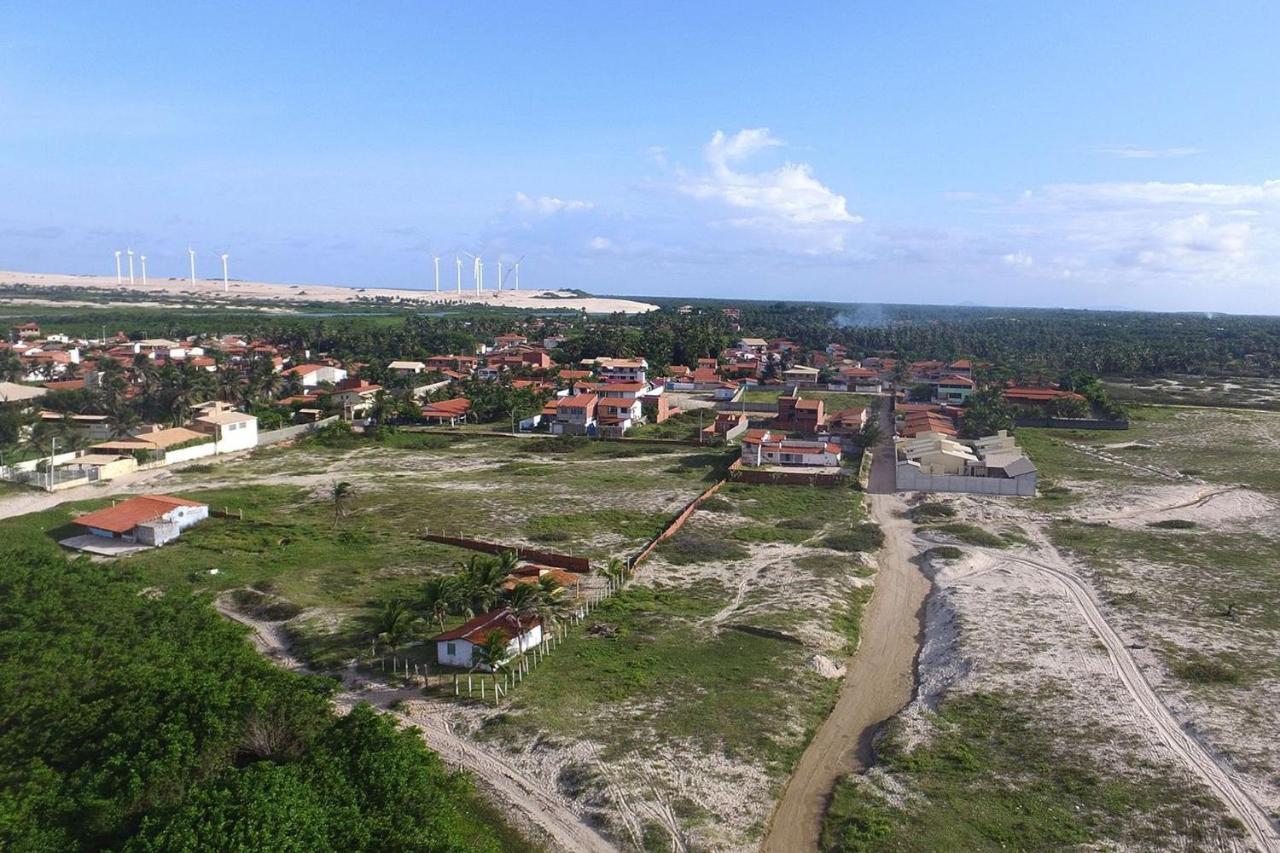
[214,599,618,853]
[975,551,1280,852]
[760,494,929,853]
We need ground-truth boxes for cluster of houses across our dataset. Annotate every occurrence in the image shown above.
[894,428,1038,496]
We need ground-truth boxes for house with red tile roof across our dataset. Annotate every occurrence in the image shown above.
[740,429,841,468]
[284,363,348,387]
[69,494,208,548]
[932,374,975,404]
[421,397,472,425]
[433,608,542,670]
[552,393,598,435]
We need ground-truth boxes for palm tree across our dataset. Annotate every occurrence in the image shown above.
[472,629,512,674]
[504,583,541,625]
[420,577,452,634]
[106,406,142,440]
[374,600,423,656]
[452,554,505,616]
[495,549,521,576]
[330,481,355,526]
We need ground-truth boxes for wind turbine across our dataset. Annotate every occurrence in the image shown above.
[127,249,135,284]
[219,253,230,292]
[114,251,122,284]
[140,255,147,286]
[501,255,525,291]
[455,256,463,293]
[496,259,503,292]
[432,255,440,292]
[188,248,196,287]
[461,251,481,295]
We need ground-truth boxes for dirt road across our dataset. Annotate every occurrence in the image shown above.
[215,599,619,853]
[761,493,929,853]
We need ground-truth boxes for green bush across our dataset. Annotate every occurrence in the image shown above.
[910,502,956,521]
[821,525,884,553]
[930,523,1005,548]
[1171,654,1243,685]
[697,496,734,513]
[656,530,749,564]
[1148,519,1196,530]
[928,546,964,560]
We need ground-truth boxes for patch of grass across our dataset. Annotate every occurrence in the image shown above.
[833,585,875,653]
[794,553,874,579]
[729,523,811,545]
[1171,653,1244,685]
[923,523,1006,548]
[909,501,956,522]
[525,509,667,544]
[656,530,749,564]
[697,496,734,513]
[821,525,884,553]
[821,691,1237,852]
[626,410,707,441]
[927,545,964,560]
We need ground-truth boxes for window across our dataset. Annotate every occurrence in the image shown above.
[446,642,456,657]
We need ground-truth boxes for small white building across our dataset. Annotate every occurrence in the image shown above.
[388,360,427,376]
[433,608,543,670]
[286,363,348,387]
[192,406,259,453]
[740,430,842,467]
[69,494,208,548]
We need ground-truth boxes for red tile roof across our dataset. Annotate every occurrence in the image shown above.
[421,397,472,416]
[74,495,205,534]
[432,608,539,644]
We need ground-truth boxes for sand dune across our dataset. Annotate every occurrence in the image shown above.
[0,269,658,315]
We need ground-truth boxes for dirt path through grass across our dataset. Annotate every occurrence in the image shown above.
[761,494,929,853]
[988,546,1280,852]
[215,598,619,853]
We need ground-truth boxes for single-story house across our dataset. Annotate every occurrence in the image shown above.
[388,360,427,376]
[192,407,259,453]
[284,363,348,387]
[740,429,842,467]
[421,397,472,425]
[433,608,543,670]
[69,494,208,548]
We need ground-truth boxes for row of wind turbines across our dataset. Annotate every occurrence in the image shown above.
[431,253,525,295]
[112,248,231,292]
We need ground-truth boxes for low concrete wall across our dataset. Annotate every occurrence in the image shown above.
[715,400,778,414]
[895,463,1036,496]
[422,533,591,573]
[1015,416,1129,430]
[258,416,339,446]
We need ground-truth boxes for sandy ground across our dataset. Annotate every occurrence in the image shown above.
[885,483,1280,852]
[761,494,928,853]
[0,269,658,314]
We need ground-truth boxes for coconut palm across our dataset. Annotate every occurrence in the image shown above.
[471,629,512,674]
[331,481,355,525]
[452,555,506,616]
[419,576,452,634]
[373,599,423,656]
[504,582,541,624]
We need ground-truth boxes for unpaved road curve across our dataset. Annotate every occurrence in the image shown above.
[996,551,1280,852]
[215,600,618,853]
[761,494,929,853]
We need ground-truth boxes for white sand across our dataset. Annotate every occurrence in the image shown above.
[0,269,658,315]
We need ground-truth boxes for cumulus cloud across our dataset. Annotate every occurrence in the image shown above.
[678,128,860,251]
[514,192,594,214]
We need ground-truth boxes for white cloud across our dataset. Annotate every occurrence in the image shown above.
[587,236,616,252]
[1092,145,1202,159]
[678,128,860,251]
[1041,180,1280,208]
[514,192,594,214]
[1001,251,1034,267]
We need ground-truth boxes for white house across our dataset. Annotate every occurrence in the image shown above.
[593,382,646,437]
[192,407,259,453]
[285,363,348,387]
[70,494,208,547]
[433,608,543,670]
[597,357,648,385]
[388,360,427,376]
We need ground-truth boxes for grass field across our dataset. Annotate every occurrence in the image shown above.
[740,388,873,411]
[0,434,735,668]
[822,691,1237,852]
[467,481,877,847]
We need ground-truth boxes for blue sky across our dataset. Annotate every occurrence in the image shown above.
[2,2,1279,312]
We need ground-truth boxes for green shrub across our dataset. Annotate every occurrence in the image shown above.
[928,546,964,560]
[1148,519,1196,530]
[1171,654,1243,685]
[910,501,956,521]
[698,496,734,513]
[821,525,884,553]
[656,530,749,564]
[929,523,1005,548]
